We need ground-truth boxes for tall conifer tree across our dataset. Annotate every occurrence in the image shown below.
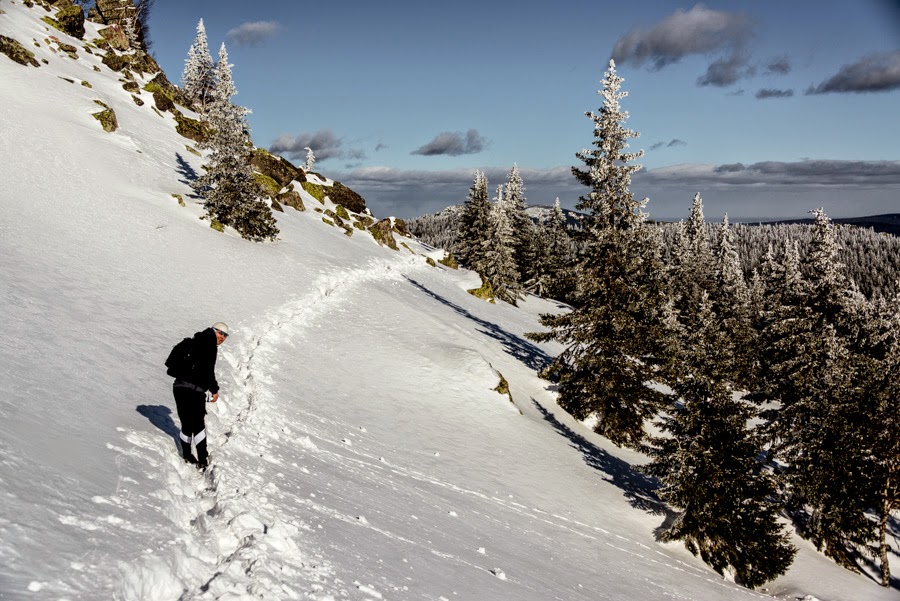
[528,60,668,448]
[482,185,521,305]
[194,44,278,242]
[456,170,491,275]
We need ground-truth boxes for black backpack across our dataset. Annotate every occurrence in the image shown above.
[165,337,194,379]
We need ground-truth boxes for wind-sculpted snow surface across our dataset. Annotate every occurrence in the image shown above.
[0,2,897,600]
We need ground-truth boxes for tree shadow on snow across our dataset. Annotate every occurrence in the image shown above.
[136,404,180,441]
[405,277,551,372]
[531,399,674,525]
[175,153,201,194]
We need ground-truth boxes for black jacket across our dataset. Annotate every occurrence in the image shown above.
[183,328,220,394]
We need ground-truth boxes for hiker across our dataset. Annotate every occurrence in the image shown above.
[171,322,228,469]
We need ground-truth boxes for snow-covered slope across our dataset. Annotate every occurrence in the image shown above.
[1,3,896,600]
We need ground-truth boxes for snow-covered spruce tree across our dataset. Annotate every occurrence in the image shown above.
[456,170,492,275]
[528,60,669,448]
[193,44,278,242]
[670,193,715,314]
[868,289,900,586]
[304,146,315,172]
[504,163,534,282]
[544,198,576,302]
[645,293,796,588]
[482,185,522,305]
[522,215,552,297]
[711,214,755,389]
[182,19,215,113]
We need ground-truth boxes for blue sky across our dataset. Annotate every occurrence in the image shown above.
[148,1,900,221]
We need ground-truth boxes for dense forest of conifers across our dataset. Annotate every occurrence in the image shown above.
[409,208,900,301]
[408,60,899,591]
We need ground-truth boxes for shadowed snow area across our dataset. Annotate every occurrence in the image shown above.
[1,3,897,600]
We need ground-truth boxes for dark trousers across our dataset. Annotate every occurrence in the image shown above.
[173,384,208,464]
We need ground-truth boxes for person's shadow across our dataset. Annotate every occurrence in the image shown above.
[137,405,180,444]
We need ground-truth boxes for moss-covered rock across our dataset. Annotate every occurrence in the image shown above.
[327,181,367,213]
[493,371,519,412]
[426,256,437,267]
[369,219,398,250]
[171,193,185,207]
[53,39,78,58]
[91,100,117,132]
[0,35,40,67]
[185,144,200,157]
[467,276,496,303]
[322,217,335,227]
[40,16,63,32]
[101,50,129,72]
[438,252,459,269]
[143,72,188,108]
[270,199,284,212]
[171,109,208,143]
[92,64,100,72]
[122,80,139,93]
[301,181,326,204]
[130,93,143,105]
[335,204,350,220]
[250,148,302,187]
[130,51,159,75]
[253,173,281,199]
[274,190,303,212]
[55,4,85,38]
[90,36,111,51]
[210,219,224,232]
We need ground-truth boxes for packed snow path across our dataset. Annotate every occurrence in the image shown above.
[106,255,772,601]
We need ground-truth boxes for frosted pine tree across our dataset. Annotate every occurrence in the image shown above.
[504,163,533,280]
[522,216,551,297]
[304,146,315,172]
[456,170,492,275]
[193,44,278,242]
[182,19,215,112]
[645,293,796,589]
[711,214,755,388]
[528,60,669,448]
[544,198,575,301]
[670,193,715,313]
[482,185,521,305]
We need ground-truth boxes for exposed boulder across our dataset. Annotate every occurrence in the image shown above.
[92,100,118,132]
[0,35,40,67]
[369,219,398,250]
[143,72,189,109]
[438,252,459,269]
[101,51,129,72]
[152,90,173,112]
[392,218,409,236]
[277,190,305,212]
[251,149,303,187]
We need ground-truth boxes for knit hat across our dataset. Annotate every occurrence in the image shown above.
[212,322,229,335]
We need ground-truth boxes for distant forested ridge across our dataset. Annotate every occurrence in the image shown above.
[409,208,900,300]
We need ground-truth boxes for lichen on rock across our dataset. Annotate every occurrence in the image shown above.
[301,181,326,204]
[0,35,40,67]
[91,100,118,132]
[55,4,85,39]
[468,276,496,304]
[171,109,208,143]
[439,252,459,269]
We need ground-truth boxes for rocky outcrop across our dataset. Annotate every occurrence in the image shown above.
[327,181,366,214]
[251,149,303,187]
